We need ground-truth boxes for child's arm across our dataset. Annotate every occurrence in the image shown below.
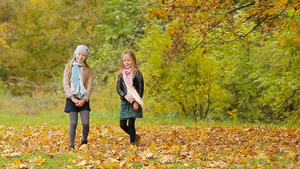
[116,74,126,98]
[63,64,73,98]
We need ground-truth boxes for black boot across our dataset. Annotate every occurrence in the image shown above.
[68,145,75,151]
[79,140,88,150]
[81,140,88,145]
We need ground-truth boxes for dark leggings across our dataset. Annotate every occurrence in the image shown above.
[120,118,136,143]
[68,110,90,147]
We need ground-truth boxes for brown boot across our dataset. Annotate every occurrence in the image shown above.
[135,134,141,147]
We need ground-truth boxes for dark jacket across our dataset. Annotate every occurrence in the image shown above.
[116,70,144,101]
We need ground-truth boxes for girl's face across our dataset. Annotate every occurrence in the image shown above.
[122,54,133,69]
[75,51,87,63]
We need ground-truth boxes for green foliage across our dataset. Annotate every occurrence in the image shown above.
[14,0,101,82]
[229,10,300,123]
[138,23,230,120]
[0,0,103,94]
[137,23,172,115]
[137,2,300,123]
[88,0,154,113]
[90,0,152,81]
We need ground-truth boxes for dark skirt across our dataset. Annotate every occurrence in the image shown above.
[120,100,143,120]
[64,98,91,113]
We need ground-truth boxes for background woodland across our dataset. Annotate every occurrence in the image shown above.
[1,0,300,124]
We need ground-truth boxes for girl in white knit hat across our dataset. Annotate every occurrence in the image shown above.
[63,45,93,150]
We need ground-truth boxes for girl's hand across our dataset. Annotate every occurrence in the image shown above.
[76,100,85,107]
[71,97,79,104]
[71,97,85,107]
[124,95,134,103]
[133,102,139,110]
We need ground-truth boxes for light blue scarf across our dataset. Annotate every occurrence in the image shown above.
[70,60,86,99]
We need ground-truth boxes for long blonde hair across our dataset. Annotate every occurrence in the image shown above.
[119,50,140,78]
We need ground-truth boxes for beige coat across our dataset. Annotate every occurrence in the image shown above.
[63,59,93,101]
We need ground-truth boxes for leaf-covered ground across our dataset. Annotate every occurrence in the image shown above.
[0,123,299,168]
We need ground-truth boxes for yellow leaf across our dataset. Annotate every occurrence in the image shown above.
[128,145,137,152]
[40,140,46,144]
[13,159,23,166]
[24,131,31,136]
[171,145,180,150]
[200,131,206,137]
[106,162,117,168]
[149,144,156,151]
[287,151,295,158]
[126,155,136,161]
[32,156,46,165]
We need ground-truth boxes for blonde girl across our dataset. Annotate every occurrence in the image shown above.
[116,50,144,146]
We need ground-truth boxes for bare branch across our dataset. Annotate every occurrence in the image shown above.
[9,77,38,87]
[36,69,57,80]
[226,15,269,43]
[227,2,255,15]
[276,86,300,113]
[184,34,207,56]
[6,77,56,92]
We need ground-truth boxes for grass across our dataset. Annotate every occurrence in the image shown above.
[0,110,119,127]
[0,110,299,128]
[0,92,298,128]
[1,152,79,169]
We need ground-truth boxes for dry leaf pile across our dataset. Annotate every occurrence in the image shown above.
[0,123,299,168]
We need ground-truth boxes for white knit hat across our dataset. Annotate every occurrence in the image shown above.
[74,45,90,58]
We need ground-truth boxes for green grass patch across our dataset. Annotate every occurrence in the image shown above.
[0,110,120,127]
[0,151,80,168]
[1,110,299,128]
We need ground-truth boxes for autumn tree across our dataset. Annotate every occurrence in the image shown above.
[0,0,154,96]
[139,0,300,122]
